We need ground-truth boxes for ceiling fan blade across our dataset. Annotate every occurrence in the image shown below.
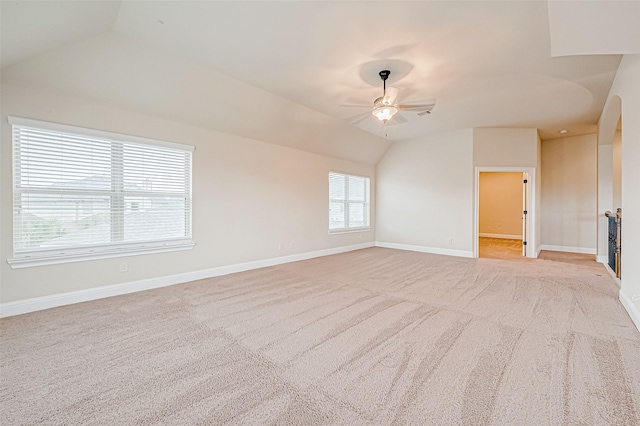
[345,112,371,125]
[382,86,399,105]
[397,103,436,110]
[340,104,372,109]
[392,113,407,124]
[382,113,407,127]
[397,98,436,110]
[399,104,435,116]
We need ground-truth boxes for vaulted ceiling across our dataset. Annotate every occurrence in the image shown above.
[2,1,637,165]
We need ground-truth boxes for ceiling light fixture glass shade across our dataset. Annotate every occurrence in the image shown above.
[372,106,398,123]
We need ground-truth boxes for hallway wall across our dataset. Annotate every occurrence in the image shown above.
[600,54,640,330]
[541,134,597,253]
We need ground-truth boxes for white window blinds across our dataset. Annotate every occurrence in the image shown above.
[9,117,194,266]
[329,172,370,231]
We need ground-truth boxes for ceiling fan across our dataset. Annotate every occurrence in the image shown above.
[343,70,436,125]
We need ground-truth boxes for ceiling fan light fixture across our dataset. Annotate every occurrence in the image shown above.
[373,105,398,123]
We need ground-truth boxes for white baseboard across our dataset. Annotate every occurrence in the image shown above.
[620,290,640,333]
[596,255,609,264]
[375,241,473,258]
[0,242,374,318]
[539,245,596,255]
[479,233,522,240]
[602,262,621,287]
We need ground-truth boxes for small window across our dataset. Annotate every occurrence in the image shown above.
[9,117,194,267]
[329,172,370,232]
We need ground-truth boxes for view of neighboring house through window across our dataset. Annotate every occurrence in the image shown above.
[9,117,193,266]
[329,172,370,231]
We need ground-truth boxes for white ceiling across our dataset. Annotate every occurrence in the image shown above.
[1,1,635,164]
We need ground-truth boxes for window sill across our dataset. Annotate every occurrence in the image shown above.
[7,241,195,269]
[328,227,371,235]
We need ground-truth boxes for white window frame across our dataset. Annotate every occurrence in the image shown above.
[8,116,195,268]
[328,171,371,233]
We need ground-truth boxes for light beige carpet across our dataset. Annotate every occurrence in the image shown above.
[1,247,639,425]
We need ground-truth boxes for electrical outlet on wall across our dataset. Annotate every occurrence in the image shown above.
[120,262,128,272]
[447,237,453,245]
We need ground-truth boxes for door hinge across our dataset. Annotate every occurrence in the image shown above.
[523,210,528,215]
[523,241,527,245]
[523,179,528,183]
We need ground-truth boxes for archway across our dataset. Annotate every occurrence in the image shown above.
[597,95,622,279]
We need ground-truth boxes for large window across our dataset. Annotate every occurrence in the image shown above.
[9,117,194,267]
[329,172,370,232]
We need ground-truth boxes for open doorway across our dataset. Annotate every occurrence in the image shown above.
[474,167,536,259]
[598,113,622,279]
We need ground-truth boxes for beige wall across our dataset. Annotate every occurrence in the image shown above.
[613,128,622,209]
[597,111,620,263]
[597,144,614,260]
[376,129,474,255]
[536,132,542,255]
[0,84,375,303]
[541,134,597,252]
[473,128,539,167]
[479,172,523,238]
[600,54,640,318]
[376,127,539,257]
[473,127,539,254]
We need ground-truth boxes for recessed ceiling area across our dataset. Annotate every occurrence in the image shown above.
[548,0,640,57]
[0,1,630,158]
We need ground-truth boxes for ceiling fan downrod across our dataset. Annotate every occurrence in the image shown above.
[379,70,390,96]
[373,70,397,124]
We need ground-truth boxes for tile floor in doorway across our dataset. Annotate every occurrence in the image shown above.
[479,237,599,267]
[478,237,524,260]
